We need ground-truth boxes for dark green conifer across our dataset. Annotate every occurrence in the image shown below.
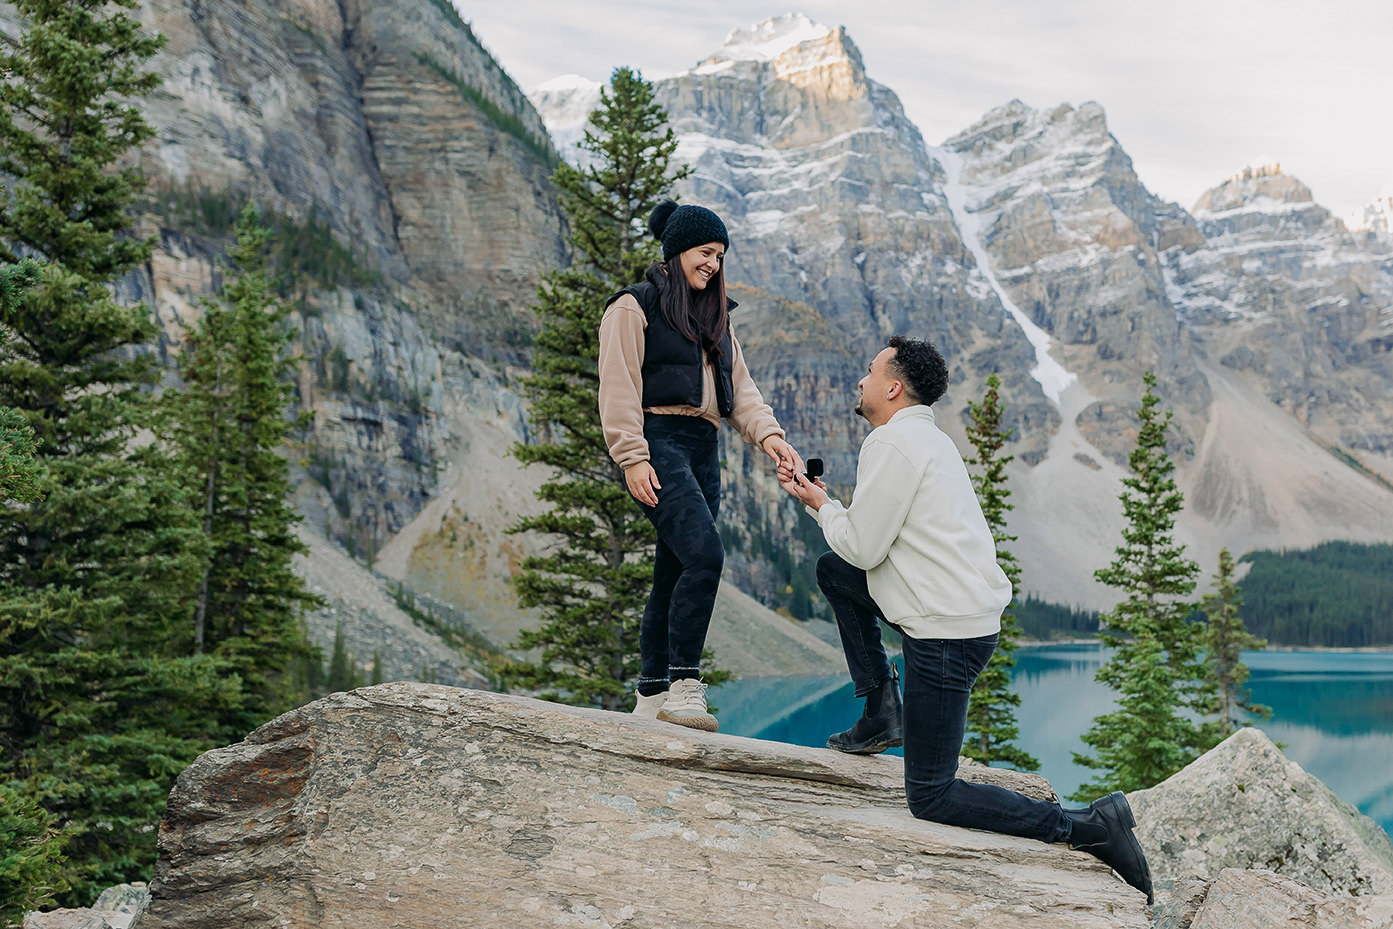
[962,373,1038,771]
[0,260,65,928]
[325,621,360,694]
[0,261,43,506]
[1071,371,1204,800]
[0,783,67,929]
[0,0,237,900]
[1201,548,1270,737]
[163,204,320,736]
[501,68,698,710]
[1235,542,1393,646]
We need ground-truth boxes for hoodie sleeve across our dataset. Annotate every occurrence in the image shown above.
[597,294,649,469]
[725,330,785,450]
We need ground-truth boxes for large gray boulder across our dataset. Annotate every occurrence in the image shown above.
[1129,727,1393,896]
[134,682,1148,928]
[1186,869,1393,929]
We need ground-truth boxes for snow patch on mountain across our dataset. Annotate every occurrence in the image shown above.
[672,129,893,214]
[935,145,1077,404]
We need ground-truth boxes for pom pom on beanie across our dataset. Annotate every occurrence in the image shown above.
[648,199,729,260]
[647,200,678,241]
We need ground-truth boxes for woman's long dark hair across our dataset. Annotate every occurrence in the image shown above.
[651,254,729,363]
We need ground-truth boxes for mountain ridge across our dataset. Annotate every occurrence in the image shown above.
[532,14,1393,610]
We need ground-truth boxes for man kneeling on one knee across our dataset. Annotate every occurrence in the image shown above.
[777,335,1154,905]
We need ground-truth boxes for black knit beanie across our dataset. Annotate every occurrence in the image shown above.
[648,199,729,260]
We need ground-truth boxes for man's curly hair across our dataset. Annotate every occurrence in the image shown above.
[885,336,949,406]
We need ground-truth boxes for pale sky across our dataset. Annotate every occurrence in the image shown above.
[460,0,1392,221]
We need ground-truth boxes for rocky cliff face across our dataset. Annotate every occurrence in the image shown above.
[658,17,1046,421]
[932,111,1393,602]
[1165,163,1393,461]
[938,99,1210,463]
[1352,191,1393,247]
[83,0,569,644]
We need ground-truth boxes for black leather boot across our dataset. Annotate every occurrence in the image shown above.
[1066,791,1154,905]
[827,664,903,754]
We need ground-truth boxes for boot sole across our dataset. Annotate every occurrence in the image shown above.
[826,732,904,755]
[657,710,719,732]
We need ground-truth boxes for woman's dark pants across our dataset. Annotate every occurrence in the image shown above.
[816,551,1071,842]
[636,415,723,695]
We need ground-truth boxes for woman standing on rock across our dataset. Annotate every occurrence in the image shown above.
[599,200,801,732]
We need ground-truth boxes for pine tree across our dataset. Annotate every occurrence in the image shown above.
[501,67,693,710]
[0,261,43,506]
[962,373,1038,770]
[324,621,362,694]
[551,67,691,286]
[1201,548,1270,737]
[1071,371,1203,801]
[163,204,319,738]
[1071,632,1200,798]
[0,782,67,929]
[0,260,65,929]
[0,0,238,901]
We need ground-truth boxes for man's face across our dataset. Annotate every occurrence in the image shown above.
[855,347,900,423]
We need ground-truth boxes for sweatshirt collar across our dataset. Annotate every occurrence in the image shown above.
[885,404,935,426]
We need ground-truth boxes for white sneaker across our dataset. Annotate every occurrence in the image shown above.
[657,678,718,732]
[632,690,668,719]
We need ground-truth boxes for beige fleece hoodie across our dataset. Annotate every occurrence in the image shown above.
[597,292,785,469]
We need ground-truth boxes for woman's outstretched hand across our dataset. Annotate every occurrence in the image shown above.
[624,461,662,507]
[762,436,804,483]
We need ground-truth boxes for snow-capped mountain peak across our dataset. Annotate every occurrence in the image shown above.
[1193,161,1317,216]
[532,73,601,95]
[709,13,832,63]
[527,75,603,163]
[1231,159,1284,182]
[1348,183,1393,242]
[687,13,848,78]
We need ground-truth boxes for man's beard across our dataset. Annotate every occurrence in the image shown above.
[854,394,866,419]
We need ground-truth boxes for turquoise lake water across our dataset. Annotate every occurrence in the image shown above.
[710,643,1393,836]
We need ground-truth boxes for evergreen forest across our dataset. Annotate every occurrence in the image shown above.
[1014,595,1100,640]
[1236,542,1393,647]
[1004,542,1393,648]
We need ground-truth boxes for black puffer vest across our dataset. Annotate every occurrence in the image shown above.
[606,268,737,417]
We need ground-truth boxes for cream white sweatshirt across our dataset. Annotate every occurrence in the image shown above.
[812,405,1011,639]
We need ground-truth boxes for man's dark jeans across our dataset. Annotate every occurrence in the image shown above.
[817,551,1071,842]
[636,415,723,694]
